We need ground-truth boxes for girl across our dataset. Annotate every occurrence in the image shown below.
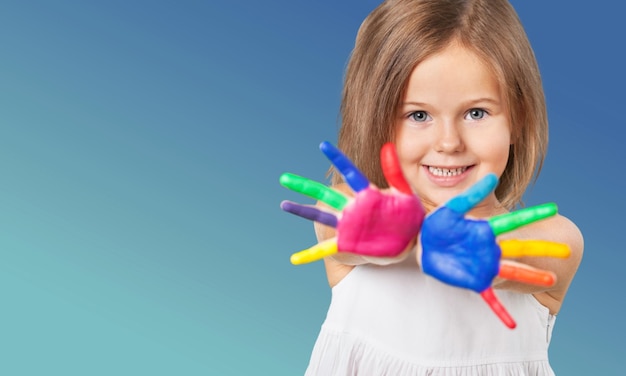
[302,0,583,374]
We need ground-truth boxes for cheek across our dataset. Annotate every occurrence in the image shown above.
[493,132,511,161]
[471,124,510,153]
[476,132,511,172]
[494,145,511,173]
[394,127,428,164]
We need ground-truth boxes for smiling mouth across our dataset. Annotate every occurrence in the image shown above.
[427,166,470,177]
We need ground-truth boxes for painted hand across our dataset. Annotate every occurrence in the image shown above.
[280,141,425,264]
[420,174,571,329]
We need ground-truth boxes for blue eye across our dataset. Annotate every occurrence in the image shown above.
[466,108,487,120]
[410,111,430,122]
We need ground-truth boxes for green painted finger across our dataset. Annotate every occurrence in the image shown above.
[488,202,557,236]
[279,173,348,210]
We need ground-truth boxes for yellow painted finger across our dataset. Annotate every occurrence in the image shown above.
[499,239,570,259]
[290,238,339,265]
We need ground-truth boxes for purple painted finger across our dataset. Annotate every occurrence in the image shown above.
[280,200,338,228]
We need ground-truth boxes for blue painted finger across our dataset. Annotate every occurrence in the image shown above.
[320,141,369,192]
[280,200,338,228]
[445,173,498,214]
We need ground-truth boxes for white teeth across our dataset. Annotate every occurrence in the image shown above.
[428,166,468,177]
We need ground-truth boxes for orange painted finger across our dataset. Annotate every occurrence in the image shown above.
[498,263,556,287]
[500,239,570,259]
[290,238,339,265]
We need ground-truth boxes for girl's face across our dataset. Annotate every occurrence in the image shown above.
[395,42,511,214]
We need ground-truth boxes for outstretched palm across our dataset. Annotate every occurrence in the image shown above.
[420,175,570,328]
[280,141,425,264]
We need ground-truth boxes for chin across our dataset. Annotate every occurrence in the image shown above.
[419,193,457,210]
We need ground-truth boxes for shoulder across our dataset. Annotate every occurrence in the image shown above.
[537,214,584,261]
[529,213,584,313]
[538,213,584,279]
[504,211,583,257]
[496,211,584,313]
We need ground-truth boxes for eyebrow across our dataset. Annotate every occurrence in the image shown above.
[401,97,501,107]
[401,101,427,107]
[464,97,501,106]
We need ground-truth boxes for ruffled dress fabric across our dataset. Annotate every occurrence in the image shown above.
[305,254,556,376]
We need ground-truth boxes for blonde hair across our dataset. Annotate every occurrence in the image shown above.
[333,0,547,209]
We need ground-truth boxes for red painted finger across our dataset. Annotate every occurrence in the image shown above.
[480,287,516,329]
[380,143,412,195]
[498,263,556,287]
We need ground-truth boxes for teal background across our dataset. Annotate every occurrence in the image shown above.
[0,1,623,375]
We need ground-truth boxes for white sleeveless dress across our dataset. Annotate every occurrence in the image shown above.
[305,253,556,375]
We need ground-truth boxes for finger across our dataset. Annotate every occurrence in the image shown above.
[480,287,516,329]
[280,173,349,210]
[488,203,557,236]
[320,141,369,192]
[380,142,413,195]
[280,200,338,228]
[444,173,498,214]
[499,239,570,259]
[290,238,338,265]
[498,262,556,287]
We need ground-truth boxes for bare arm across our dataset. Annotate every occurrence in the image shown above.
[494,214,584,314]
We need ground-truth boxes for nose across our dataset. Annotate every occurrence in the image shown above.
[434,122,464,153]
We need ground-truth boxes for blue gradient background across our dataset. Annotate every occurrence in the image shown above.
[0,1,622,375]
